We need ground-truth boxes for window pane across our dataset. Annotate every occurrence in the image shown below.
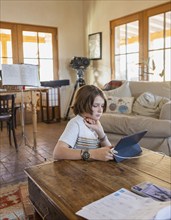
[39,59,53,81]
[0,29,13,63]
[165,49,171,81]
[115,25,126,54]
[165,11,171,48]
[111,3,170,82]
[115,55,126,79]
[0,58,13,70]
[149,51,164,81]
[23,31,38,59]
[127,21,139,53]
[38,33,53,59]
[114,20,139,80]
[149,14,164,50]
[127,53,139,81]
[24,59,38,65]
[23,31,54,81]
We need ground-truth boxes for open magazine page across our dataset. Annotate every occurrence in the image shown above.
[20,64,40,86]
[76,188,171,220]
[2,64,21,85]
[2,64,40,87]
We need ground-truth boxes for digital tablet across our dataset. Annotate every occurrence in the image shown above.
[111,130,147,162]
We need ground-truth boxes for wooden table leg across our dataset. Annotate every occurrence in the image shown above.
[31,90,38,149]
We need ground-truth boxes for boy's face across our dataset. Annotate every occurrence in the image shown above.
[84,95,105,120]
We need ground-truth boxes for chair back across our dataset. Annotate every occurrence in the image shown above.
[0,94,15,118]
[0,94,18,150]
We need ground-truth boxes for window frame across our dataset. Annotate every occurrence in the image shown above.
[110,2,171,81]
[0,21,59,80]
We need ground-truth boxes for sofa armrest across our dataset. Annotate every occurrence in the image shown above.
[159,101,171,120]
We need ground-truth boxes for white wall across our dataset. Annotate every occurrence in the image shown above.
[1,0,84,84]
[1,0,85,117]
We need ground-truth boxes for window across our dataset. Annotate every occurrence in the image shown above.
[0,22,58,81]
[110,2,171,81]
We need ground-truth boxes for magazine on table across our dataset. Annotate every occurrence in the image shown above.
[76,187,171,220]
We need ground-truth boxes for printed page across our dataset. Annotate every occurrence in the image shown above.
[20,64,40,87]
[76,188,171,220]
[2,64,40,86]
[2,64,22,85]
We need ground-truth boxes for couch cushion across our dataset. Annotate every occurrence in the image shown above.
[100,113,171,138]
[129,81,171,99]
[104,81,132,97]
[160,101,171,120]
[132,92,169,118]
[102,80,123,91]
[106,97,134,114]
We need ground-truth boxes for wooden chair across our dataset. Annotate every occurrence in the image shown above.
[0,94,18,151]
[1,104,21,129]
[14,104,21,128]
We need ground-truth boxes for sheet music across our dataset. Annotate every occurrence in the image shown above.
[76,188,171,220]
[2,64,40,87]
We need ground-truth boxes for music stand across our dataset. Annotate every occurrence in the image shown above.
[1,64,40,149]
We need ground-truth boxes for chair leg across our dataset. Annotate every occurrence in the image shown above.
[8,123,12,146]
[14,107,17,128]
[1,121,3,131]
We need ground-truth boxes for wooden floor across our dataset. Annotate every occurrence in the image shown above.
[0,120,67,187]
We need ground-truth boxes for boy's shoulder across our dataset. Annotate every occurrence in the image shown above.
[66,115,85,130]
[70,114,83,122]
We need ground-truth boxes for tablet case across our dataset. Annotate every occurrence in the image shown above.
[113,130,147,162]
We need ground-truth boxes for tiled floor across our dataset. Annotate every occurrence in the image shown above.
[0,120,67,187]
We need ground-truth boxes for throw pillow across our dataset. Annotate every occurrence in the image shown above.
[132,92,170,118]
[106,96,135,114]
[102,80,123,91]
[104,81,132,98]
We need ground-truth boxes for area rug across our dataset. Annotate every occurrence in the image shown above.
[0,182,34,220]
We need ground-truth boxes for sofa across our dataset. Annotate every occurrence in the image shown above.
[100,80,171,156]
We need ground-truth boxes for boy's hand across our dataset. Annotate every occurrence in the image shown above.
[84,117,96,125]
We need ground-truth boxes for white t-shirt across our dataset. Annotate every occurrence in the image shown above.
[59,115,100,149]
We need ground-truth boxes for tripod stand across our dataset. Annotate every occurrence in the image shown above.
[65,69,86,120]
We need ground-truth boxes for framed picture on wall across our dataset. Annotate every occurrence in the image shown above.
[88,32,102,60]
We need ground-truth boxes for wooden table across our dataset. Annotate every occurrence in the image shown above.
[0,87,48,148]
[25,149,171,219]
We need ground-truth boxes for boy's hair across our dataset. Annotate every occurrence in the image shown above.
[73,85,107,115]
